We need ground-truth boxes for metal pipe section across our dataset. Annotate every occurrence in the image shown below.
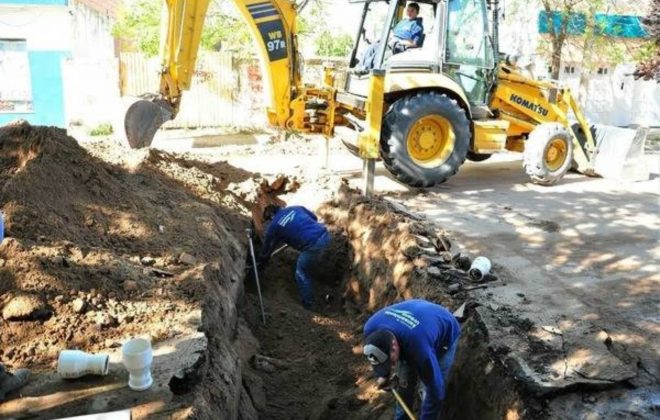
[375,0,400,70]
[491,0,500,57]
[246,229,267,325]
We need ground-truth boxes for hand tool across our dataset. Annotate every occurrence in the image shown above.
[246,228,266,325]
[391,388,417,420]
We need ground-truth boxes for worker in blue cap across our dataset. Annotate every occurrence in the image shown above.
[363,299,461,420]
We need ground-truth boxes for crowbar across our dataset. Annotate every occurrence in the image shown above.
[391,388,417,420]
[246,229,266,325]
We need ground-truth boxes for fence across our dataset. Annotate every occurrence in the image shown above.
[119,52,349,129]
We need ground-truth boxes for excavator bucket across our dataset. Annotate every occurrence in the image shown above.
[124,99,174,149]
[573,124,649,182]
[592,125,649,181]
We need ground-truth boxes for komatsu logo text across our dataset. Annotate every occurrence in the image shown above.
[510,94,549,117]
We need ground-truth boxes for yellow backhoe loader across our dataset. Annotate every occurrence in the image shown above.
[124,0,648,191]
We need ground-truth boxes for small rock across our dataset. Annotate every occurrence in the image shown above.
[104,339,120,348]
[72,298,88,314]
[157,225,165,234]
[516,293,525,298]
[2,294,50,321]
[253,358,276,373]
[178,252,197,265]
[117,314,135,324]
[140,256,156,266]
[123,280,138,291]
[54,295,65,303]
[427,266,442,278]
[95,313,117,328]
[52,256,69,267]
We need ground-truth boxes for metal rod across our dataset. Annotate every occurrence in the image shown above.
[363,158,375,197]
[246,229,266,325]
[271,244,288,257]
[391,389,417,420]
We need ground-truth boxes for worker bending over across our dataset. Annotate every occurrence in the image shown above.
[363,299,461,420]
[258,205,331,309]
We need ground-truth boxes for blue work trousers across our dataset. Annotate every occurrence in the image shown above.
[295,231,331,308]
[394,336,459,420]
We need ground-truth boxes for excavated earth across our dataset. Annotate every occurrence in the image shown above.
[1,123,656,419]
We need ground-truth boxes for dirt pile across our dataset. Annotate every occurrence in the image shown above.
[318,182,465,312]
[0,122,260,418]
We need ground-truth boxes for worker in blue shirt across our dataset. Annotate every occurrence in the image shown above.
[391,2,424,53]
[363,299,461,420]
[358,2,424,70]
[258,205,331,309]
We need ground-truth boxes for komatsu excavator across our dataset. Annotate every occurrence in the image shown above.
[124,0,647,190]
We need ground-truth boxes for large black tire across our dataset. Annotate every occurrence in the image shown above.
[381,92,471,187]
[523,123,574,185]
[466,152,492,162]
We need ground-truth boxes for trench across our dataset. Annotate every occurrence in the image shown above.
[241,231,391,419]
[234,189,531,420]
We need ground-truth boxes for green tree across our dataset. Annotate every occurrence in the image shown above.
[634,1,659,81]
[113,0,253,57]
[113,0,161,56]
[314,30,353,57]
[297,0,354,57]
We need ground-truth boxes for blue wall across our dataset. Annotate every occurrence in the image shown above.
[0,0,67,5]
[0,51,70,127]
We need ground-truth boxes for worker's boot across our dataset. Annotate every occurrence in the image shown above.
[0,363,30,402]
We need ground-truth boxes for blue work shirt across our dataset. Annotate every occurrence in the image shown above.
[259,206,328,260]
[393,17,424,46]
[364,299,461,420]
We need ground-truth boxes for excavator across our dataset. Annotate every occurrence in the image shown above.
[124,0,648,191]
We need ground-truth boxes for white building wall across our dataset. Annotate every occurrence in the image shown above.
[0,5,72,50]
[61,1,121,127]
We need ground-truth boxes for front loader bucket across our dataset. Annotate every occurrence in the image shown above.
[593,125,649,182]
[124,99,174,149]
[573,124,649,182]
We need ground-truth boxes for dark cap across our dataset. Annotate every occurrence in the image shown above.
[363,330,394,378]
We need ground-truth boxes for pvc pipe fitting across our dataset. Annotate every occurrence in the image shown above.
[469,256,492,281]
[58,350,110,378]
[122,338,153,391]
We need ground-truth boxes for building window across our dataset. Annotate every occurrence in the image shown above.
[564,66,575,74]
[597,67,609,75]
[0,39,33,113]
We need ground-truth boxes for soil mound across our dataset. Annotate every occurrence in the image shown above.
[0,122,255,418]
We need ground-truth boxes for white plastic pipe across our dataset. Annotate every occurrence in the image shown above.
[122,338,153,391]
[469,256,492,281]
[58,350,110,378]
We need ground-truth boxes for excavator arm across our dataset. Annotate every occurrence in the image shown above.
[124,0,303,148]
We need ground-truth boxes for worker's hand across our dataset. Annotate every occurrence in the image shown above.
[376,374,399,391]
[376,376,391,390]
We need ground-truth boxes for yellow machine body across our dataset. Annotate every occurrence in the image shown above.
[124,0,644,187]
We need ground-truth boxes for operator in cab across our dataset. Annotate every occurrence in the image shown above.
[362,299,461,420]
[257,205,331,310]
[358,2,424,70]
[390,2,424,53]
